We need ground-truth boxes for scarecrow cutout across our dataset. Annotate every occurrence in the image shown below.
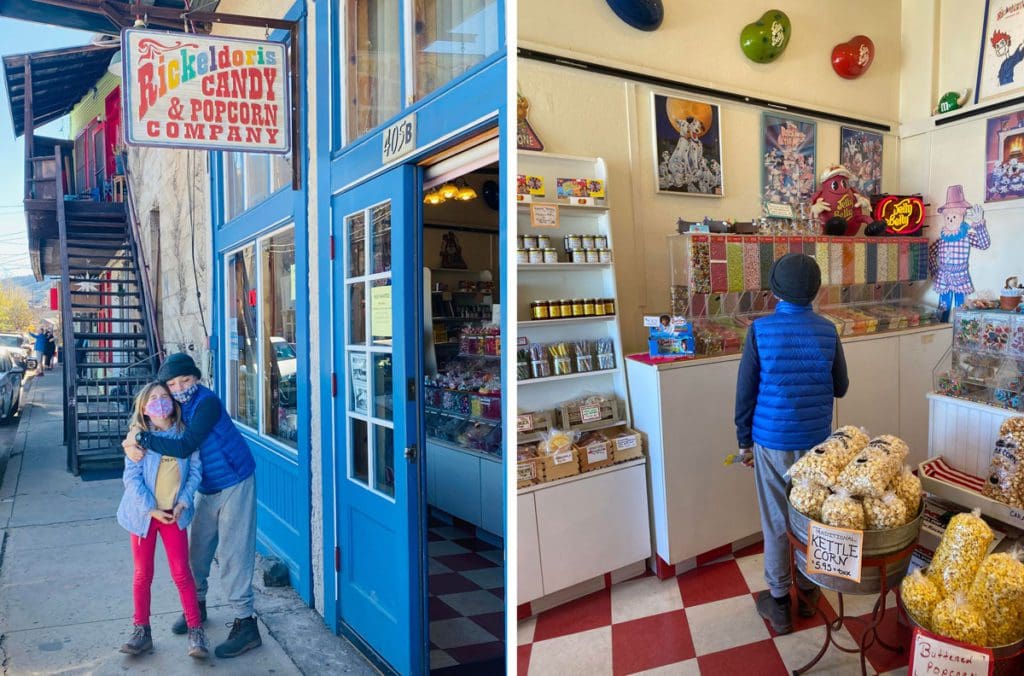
[928,185,991,321]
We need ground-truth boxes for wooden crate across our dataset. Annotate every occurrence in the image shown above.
[557,398,621,431]
[576,438,614,472]
[606,425,644,463]
[537,446,580,483]
[517,410,554,441]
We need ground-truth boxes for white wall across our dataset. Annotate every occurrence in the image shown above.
[518,0,903,351]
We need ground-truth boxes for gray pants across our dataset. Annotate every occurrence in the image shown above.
[190,474,256,619]
[753,443,816,599]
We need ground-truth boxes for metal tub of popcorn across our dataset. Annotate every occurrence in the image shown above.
[788,498,923,595]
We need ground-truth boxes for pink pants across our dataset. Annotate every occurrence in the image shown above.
[131,515,201,628]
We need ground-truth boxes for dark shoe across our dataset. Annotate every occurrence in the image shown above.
[119,624,153,655]
[187,627,210,659]
[797,587,821,618]
[755,590,793,634]
[215,617,262,658]
[172,601,206,635]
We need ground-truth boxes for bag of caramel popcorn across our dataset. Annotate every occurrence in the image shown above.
[863,491,909,530]
[900,568,942,629]
[932,592,988,647]
[821,487,866,530]
[888,465,922,516]
[982,419,1024,508]
[967,547,1024,646]
[789,477,829,521]
[928,508,994,598]
[836,447,901,498]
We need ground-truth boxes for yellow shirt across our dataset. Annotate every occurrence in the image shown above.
[154,455,181,511]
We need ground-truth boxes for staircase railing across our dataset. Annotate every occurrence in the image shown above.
[121,159,162,365]
[53,145,80,473]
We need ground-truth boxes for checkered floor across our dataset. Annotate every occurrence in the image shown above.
[428,515,506,671]
[518,542,914,675]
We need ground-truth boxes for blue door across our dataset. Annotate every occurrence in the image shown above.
[332,165,425,674]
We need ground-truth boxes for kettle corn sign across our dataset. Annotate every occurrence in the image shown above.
[122,29,289,153]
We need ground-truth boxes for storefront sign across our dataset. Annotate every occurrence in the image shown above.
[874,195,925,235]
[530,204,559,228]
[382,114,416,163]
[122,29,290,153]
[806,521,864,582]
[371,286,392,338]
[909,628,993,676]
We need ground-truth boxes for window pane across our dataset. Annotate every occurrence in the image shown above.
[370,202,391,274]
[227,245,258,428]
[245,154,271,209]
[373,353,392,420]
[349,283,366,344]
[347,211,366,277]
[374,424,394,496]
[261,229,298,447]
[370,279,392,346]
[349,351,368,414]
[351,417,369,485]
[225,153,245,221]
[345,0,401,142]
[271,152,292,192]
[414,0,499,101]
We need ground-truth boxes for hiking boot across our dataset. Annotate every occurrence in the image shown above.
[119,624,153,655]
[797,586,821,618]
[214,617,262,658]
[755,590,793,634]
[171,601,206,635]
[187,627,210,659]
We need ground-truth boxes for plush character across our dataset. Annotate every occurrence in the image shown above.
[929,185,991,321]
[810,165,873,236]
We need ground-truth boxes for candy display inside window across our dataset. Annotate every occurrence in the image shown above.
[424,356,502,456]
[934,308,1024,411]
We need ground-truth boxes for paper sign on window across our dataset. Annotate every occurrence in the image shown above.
[806,521,864,582]
[371,286,392,338]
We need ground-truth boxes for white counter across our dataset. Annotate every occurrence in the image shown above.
[626,324,951,572]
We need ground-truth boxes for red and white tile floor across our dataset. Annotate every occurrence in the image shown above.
[518,542,913,675]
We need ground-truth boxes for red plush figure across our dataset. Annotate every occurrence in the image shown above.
[810,165,872,236]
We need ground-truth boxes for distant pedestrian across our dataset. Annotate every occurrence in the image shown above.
[116,381,209,660]
[28,329,48,376]
[122,353,261,658]
[43,330,56,369]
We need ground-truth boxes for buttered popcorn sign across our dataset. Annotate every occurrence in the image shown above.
[122,29,290,153]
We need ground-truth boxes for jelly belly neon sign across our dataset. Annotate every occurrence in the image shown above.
[874,195,925,235]
[122,29,290,153]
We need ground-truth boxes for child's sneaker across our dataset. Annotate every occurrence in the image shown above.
[119,624,152,655]
[187,627,209,659]
[755,590,793,634]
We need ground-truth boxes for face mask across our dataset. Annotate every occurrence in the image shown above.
[144,397,174,418]
[172,382,200,404]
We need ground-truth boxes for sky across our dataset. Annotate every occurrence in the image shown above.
[0,17,93,279]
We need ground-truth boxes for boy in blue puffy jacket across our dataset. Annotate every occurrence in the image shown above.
[734,253,849,634]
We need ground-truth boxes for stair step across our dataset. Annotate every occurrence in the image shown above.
[69,291,140,297]
[67,276,137,283]
[73,317,144,324]
[76,431,130,441]
[77,376,153,385]
[76,362,150,368]
[74,394,136,403]
[67,266,136,273]
[64,242,128,250]
[76,411,145,420]
[67,219,127,228]
[67,254,135,260]
[73,332,147,340]
[65,202,126,216]
[70,303,142,310]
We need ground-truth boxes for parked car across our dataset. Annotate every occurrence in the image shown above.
[0,333,28,366]
[0,351,24,424]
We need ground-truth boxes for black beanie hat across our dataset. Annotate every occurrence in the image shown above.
[157,352,202,382]
[770,253,821,306]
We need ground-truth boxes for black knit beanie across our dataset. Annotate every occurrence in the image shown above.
[157,352,202,382]
[770,253,821,306]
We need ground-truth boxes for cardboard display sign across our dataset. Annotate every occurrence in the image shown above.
[122,29,290,153]
[806,521,864,582]
[909,628,993,676]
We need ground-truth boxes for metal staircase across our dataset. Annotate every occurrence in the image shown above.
[54,146,161,474]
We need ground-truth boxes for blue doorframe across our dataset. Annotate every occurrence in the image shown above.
[314,1,508,655]
[209,0,313,605]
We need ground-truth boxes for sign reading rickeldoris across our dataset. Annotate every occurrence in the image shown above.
[122,29,290,153]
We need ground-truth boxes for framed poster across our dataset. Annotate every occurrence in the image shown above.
[840,127,883,196]
[985,109,1024,202]
[761,113,816,205]
[976,0,1024,104]
[652,93,724,196]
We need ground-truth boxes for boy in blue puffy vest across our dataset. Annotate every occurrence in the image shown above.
[734,253,849,634]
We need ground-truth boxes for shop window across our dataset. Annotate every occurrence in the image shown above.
[260,229,298,447]
[227,244,258,429]
[344,0,402,142]
[222,151,291,222]
[413,0,499,101]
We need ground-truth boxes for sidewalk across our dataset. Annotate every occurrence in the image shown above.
[0,371,377,675]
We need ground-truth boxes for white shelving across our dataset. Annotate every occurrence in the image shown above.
[518,316,616,328]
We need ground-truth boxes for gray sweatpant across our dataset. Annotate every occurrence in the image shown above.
[189,474,257,619]
[753,443,816,599]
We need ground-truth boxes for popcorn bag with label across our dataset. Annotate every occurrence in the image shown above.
[982,419,1024,508]
[789,477,829,521]
[931,591,988,647]
[837,447,901,498]
[928,508,994,597]
[788,441,848,487]
[821,487,866,530]
[536,428,579,482]
[863,490,909,530]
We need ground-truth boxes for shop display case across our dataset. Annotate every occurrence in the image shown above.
[933,308,1024,412]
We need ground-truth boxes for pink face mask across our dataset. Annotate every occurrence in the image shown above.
[144,397,174,419]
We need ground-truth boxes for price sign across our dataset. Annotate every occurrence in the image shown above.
[517,462,536,482]
[552,450,574,465]
[806,521,864,582]
[586,441,609,463]
[530,204,560,228]
[614,434,638,451]
[517,414,534,433]
[579,404,602,424]
[909,628,993,676]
